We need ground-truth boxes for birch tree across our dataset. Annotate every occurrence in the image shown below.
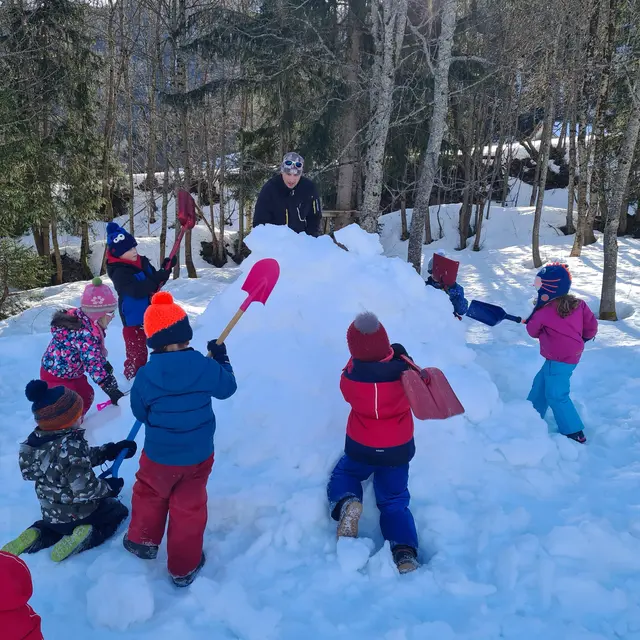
[359,0,409,233]
[407,0,457,272]
[599,63,640,320]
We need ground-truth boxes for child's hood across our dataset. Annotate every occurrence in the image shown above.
[142,349,214,393]
[0,551,33,611]
[51,308,85,332]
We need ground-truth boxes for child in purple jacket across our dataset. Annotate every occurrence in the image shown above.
[525,263,598,443]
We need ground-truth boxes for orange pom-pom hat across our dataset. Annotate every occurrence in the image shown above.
[143,291,193,350]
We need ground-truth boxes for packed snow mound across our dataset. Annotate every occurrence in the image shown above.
[198,225,495,474]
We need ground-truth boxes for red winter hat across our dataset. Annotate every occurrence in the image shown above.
[347,312,392,362]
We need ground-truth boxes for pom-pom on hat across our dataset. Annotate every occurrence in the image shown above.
[143,291,193,350]
[106,222,137,258]
[346,312,393,362]
[534,262,572,307]
[80,277,117,321]
[25,380,83,431]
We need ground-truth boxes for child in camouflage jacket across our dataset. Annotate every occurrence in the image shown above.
[2,381,136,562]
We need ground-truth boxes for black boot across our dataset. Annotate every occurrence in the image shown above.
[123,534,158,560]
[171,553,206,588]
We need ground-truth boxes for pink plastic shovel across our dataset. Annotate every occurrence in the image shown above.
[214,258,280,346]
[96,390,130,412]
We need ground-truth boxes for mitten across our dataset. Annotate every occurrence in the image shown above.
[103,440,137,462]
[207,341,230,365]
[391,343,409,360]
[105,477,124,497]
[161,255,178,271]
[100,374,125,406]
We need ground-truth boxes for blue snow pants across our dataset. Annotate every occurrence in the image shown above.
[327,454,418,550]
[527,359,584,436]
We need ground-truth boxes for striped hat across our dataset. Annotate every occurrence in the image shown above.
[143,292,193,350]
[534,263,572,307]
[80,277,117,321]
[25,380,83,431]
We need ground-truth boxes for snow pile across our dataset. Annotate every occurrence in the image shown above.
[86,574,154,631]
[198,224,493,477]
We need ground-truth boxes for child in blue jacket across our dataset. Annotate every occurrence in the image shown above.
[425,252,469,319]
[124,292,237,587]
[105,222,176,380]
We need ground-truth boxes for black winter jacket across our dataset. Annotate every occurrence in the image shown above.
[253,175,322,236]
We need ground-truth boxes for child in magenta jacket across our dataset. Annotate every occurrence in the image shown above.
[525,263,598,443]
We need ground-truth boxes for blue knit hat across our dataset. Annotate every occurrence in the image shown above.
[25,380,83,431]
[534,263,572,307]
[106,222,137,258]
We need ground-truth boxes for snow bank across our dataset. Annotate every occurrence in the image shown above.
[198,225,492,479]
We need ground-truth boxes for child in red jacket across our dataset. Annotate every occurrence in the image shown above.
[327,312,419,574]
[0,551,43,640]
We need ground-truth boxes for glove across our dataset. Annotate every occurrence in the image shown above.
[103,440,137,462]
[391,343,409,360]
[162,255,178,271]
[100,374,125,406]
[207,341,230,365]
[105,477,124,497]
[104,361,114,375]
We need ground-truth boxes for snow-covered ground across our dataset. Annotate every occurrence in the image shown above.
[1,194,639,639]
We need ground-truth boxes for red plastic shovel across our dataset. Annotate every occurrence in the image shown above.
[214,258,280,345]
[432,253,460,287]
[168,190,197,261]
[400,356,464,420]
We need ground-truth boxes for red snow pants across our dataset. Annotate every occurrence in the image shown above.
[127,451,214,578]
[122,325,148,380]
[40,367,94,416]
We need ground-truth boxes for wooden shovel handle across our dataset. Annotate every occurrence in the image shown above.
[216,308,244,345]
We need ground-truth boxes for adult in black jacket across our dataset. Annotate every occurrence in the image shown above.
[253,152,322,237]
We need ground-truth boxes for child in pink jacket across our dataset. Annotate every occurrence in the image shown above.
[525,263,598,443]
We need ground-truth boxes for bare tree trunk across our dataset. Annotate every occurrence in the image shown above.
[336,11,361,212]
[566,99,577,234]
[472,197,486,251]
[529,143,541,207]
[400,191,408,240]
[80,221,92,278]
[216,88,228,265]
[160,149,169,264]
[51,216,63,285]
[125,55,135,234]
[599,69,640,320]
[360,0,409,232]
[571,1,600,257]
[532,84,557,268]
[584,0,616,247]
[145,11,160,227]
[407,0,456,271]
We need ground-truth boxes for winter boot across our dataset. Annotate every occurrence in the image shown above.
[171,553,206,588]
[2,528,42,556]
[50,525,93,562]
[123,534,158,560]
[566,430,587,444]
[337,498,363,539]
[392,545,420,574]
